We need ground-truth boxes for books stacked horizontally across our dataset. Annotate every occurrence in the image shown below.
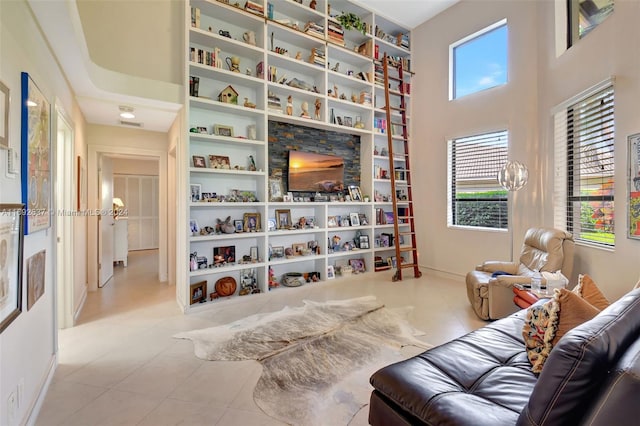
[244,1,264,16]
[268,92,282,113]
[304,21,324,39]
[374,60,385,86]
[327,17,345,46]
[310,49,326,67]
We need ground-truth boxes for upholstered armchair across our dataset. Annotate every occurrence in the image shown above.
[466,227,575,320]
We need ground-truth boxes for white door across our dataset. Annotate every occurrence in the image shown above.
[99,156,114,287]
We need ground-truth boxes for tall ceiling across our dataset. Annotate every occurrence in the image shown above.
[28,0,458,133]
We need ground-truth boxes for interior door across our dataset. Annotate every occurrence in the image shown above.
[99,156,114,287]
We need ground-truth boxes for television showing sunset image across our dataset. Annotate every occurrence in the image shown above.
[288,151,345,192]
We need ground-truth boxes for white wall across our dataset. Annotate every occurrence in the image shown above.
[113,158,159,176]
[0,1,88,424]
[411,0,640,300]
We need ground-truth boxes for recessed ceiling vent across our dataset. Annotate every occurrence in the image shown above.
[119,120,143,128]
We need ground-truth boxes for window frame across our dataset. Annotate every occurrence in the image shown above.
[449,19,508,101]
[448,130,509,231]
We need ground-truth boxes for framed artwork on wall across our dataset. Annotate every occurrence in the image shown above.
[26,249,45,311]
[0,80,9,149]
[628,133,640,239]
[21,72,51,234]
[0,204,24,333]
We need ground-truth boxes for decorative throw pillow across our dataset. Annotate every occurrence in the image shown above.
[572,274,611,310]
[522,288,600,373]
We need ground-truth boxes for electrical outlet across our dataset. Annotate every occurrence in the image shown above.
[7,391,16,424]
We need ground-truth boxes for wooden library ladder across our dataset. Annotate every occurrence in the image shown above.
[381,53,421,281]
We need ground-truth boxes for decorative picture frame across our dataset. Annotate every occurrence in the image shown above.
[358,213,368,226]
[344,116,353,127]
[21,72,51,234]
[208,155,231,169]
[190,281,207,305]
[26,249,46,311]
[327,215,338,227]
[243,212,261,232]
[336,116,343,126]
[349,212,360,227]
[271,246,285,258]
[327,265,335,279]
[234,220,243,232]
[269,177,284,201]
[349,258,365,273]
[292,243,306,255]
[0,204,24,333]
[275,209,291,229]
[267,218,276,231]
[190,183,202,202]
[384,211,395,224]
[348,185,362,201]
[0,80,9,149]
[359,234,370,249]
[189,219,199,235]
[213,246,236,265]
[250,246,258,261]
[214,124,234,137]
[192,155,206,168]
[629,133,640,239]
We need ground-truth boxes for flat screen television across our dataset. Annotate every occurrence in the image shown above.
[288,151,344,192]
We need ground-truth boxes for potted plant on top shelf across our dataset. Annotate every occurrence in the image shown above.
[336,12,367,35]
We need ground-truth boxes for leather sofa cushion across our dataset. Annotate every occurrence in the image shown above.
[370,314,537,425]
[517,289,640,425]
[519,228,570,273]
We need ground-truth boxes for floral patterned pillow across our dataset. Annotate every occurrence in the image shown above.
[522,288,600,373]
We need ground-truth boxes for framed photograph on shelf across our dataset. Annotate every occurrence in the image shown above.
[275,209,291,229]
[272,246,285,258]
[243,212,261,232]
[0,204,24,333]
[292,243,306,255]
[234,220,243,232]
[349,212,360,227]
[0,80,8,149]
[190,184,202,202]
[349,258,365,273]
[327,265,335,279]
[327,215,338,227]
[250,246,258,261]
[214,124,234,137]
[359,235,370,249]
[267,218,276,231]
[213,246,235,265]
[190,281,206,305]
[344,116,353,127]
[358,213,368,226]
[208,155,230,169]
[189,219,199,235]
[269,177,284,201]
[384,211,395,224]
[21,72,51,234]
[336,116,343,126]
[629,133,640,239]
[192,155,206,168]
[348,185,362,201]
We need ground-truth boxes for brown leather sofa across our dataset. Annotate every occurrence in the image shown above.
[369,288,640,425]
[466,227,574,320]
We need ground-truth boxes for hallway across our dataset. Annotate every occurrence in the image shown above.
[35,251,484,425]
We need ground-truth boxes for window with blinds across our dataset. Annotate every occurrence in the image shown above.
[448,130,508,229]
[554,83,615,247]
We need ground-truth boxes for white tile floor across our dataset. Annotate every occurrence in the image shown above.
[35,250,486,426]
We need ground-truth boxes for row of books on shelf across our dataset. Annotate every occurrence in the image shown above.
[190,48,220,67]
[304,22,325,39]
[327,17,345,46]
[189,76,200,97]
[375,26,410,50]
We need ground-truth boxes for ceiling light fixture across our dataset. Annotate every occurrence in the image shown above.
[119,105,135,119]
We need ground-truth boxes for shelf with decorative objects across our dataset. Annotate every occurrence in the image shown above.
[183,0,412,310]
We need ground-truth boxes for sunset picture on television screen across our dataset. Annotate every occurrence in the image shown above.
[288,151,344,192]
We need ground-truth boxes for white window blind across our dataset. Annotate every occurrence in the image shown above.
[554,84,615,247]
[448,130,508,229]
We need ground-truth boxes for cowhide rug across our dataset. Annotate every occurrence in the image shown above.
[174,295,429,425]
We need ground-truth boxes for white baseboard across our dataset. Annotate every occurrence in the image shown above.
[24,354,57,426]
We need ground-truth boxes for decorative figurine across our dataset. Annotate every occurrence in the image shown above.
[286,95,293,115]
[246,68,252,76]
[214,47,222,68]
[333,84,339,98]
[244,97,256,108]
[310,0,317,10]
[295,51,302,60]
[225,56,240,72]
[331,62,340,72]
[249,155,257,171]
[314,98,321,120]
[300,101,310,118]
